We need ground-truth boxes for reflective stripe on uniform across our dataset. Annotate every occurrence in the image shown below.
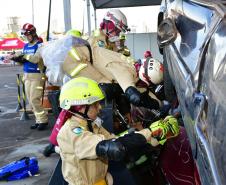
[69,48,81,61]
[36,111,45,115]
[23,54,31,60]
[36,86,43,90]
[70,63,88,77]
[93,179,107,185]
[94,29,101,37]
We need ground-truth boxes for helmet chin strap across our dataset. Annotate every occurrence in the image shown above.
[108,35,120,43]
[69,105,94,132]
[84,105,93,132]
[29,33,38,44]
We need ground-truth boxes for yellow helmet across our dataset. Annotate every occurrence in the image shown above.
[66,29,82,37]
[60,77,105,110]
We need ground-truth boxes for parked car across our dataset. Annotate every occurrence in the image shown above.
[157,0,226,184]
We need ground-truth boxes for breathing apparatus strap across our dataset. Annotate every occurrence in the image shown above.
[84,105,94,132]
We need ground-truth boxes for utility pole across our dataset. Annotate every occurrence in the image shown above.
[63,0,72,32]
[32,0,34,25]
[86,0,91,35]
[94,9,97,29]
[47,0,52,41]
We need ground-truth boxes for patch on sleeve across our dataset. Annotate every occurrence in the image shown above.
[72,127,83,135]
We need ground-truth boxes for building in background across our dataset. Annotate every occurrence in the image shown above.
[7,17,21,33]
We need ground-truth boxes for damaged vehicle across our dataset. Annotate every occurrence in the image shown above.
[157,0,226,184]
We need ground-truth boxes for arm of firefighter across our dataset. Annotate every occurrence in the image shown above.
[23,48,43,64]
[95,47,137,92]
[106,61,137,92]
[96,132,148,161]
[70,128,113,160]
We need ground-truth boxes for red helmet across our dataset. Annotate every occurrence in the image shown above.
[100,9,130,42]
[144,50,152,58]
[21,23,36,36]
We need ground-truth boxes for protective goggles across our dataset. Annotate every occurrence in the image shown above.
[102,21,121,42]
[21,30,32,36]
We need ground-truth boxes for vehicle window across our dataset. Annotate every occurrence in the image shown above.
[174,0,214,73]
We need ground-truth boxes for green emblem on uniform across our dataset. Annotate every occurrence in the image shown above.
[98,40,105,48]
[73,127,83,135]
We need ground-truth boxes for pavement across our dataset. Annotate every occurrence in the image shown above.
[0,65,59,185]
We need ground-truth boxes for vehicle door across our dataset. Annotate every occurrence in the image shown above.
[161,0,218,152]
[195,16,226,185]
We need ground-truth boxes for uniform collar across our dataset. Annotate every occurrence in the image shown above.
[71,115,88,129]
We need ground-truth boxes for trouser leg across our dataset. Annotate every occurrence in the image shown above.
[29,79,48,123]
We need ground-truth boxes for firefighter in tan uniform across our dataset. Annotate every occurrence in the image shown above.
[57,77,180,185]
[62,9,160,110]
[10,23,48,130]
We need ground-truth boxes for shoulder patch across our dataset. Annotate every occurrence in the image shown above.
[97,40,105,48]
[72,127,83,135]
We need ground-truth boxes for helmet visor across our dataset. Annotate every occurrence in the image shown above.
[21,29,32,36]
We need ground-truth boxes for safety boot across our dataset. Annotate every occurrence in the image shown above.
[43,143,56,157]
[37,123,48,131]
[30,123,39,129]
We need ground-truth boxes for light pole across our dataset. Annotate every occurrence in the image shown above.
[32,0,34,25]
[86,0,91,35]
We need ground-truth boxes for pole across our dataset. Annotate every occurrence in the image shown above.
[63,0,72,32]
[15,74,22,112]
[46,0,52,41]
[86,0,91,35]
[32,0,34,25]
[94,9,97,29]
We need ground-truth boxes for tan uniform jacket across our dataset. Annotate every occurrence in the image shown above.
[57,116,114,185]
[118,46,131,57]
[62,33,137,92]
[57,115,153,185]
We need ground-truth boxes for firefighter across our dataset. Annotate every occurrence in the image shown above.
[137,57,167,114]
[57,77,180,185]
[61,9,159,110]
[91,9,130,52]
[38,9,159,158]
[66,29,82,37]
[10,23,48,130]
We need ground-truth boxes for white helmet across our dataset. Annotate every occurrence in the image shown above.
[104,9,129,33]
[139,57,163,85]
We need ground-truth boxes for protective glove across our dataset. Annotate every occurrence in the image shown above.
[11,55,25,63]
[99,83,123,102]
[96,139,126,161]
[125,86,141,106]
[159,100,171,118]
[149,115,180,145]
[139,91,160,109]
[96,133,147,161]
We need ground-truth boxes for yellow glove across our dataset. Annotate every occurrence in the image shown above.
[149,115,180,145]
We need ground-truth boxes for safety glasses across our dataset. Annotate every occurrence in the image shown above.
[21,30,31,36]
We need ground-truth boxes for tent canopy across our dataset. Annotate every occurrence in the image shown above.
[91,0,161,9]
[0,38,25,50]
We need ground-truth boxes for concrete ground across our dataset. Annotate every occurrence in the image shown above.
[0,65,59,185]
